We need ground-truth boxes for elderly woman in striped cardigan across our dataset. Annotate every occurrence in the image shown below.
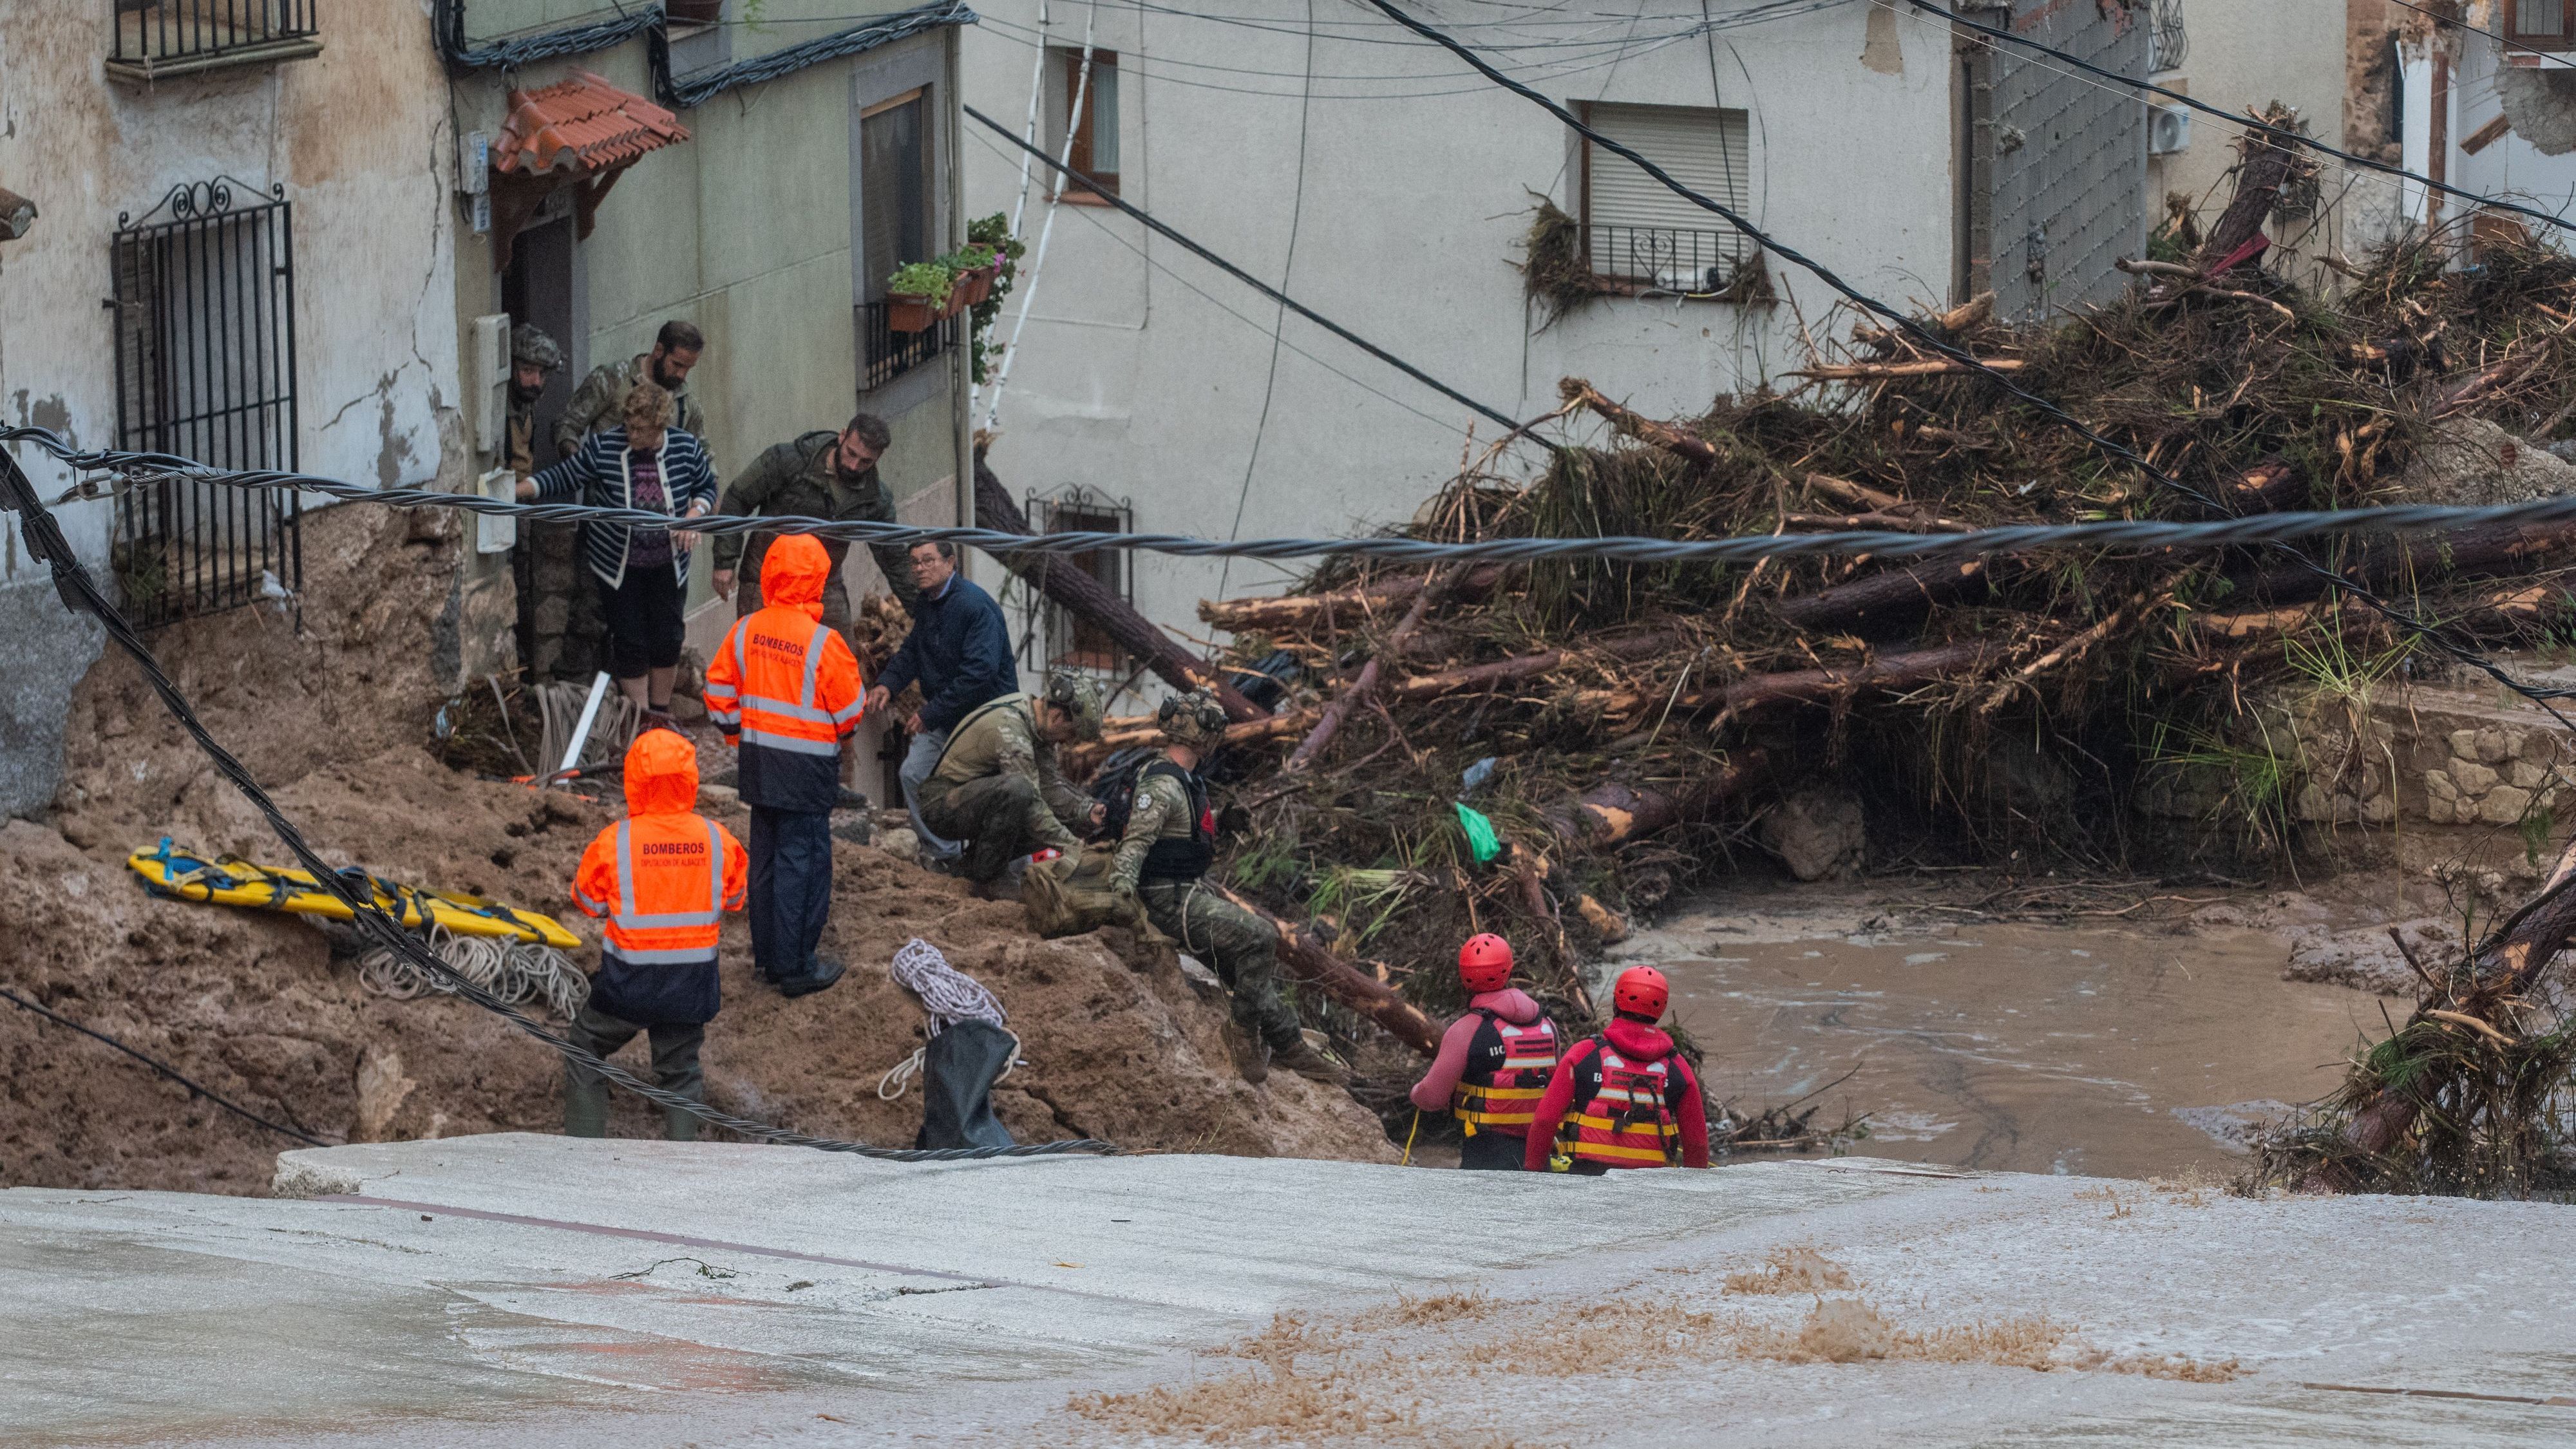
[520,381,719,725]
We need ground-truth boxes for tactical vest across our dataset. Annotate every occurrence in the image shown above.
[1558,1037,1681,1169]
[1450,1007,1560,1137]
[1137,759,1215,882]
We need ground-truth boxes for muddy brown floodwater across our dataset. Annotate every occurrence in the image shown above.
[1621,899,2390,1179]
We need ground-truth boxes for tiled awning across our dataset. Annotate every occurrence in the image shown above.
[0,187,33,242]
[493,72,690,178]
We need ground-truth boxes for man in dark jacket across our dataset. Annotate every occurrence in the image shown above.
[866,540,1016,866]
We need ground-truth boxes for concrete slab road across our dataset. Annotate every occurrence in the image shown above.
[1,1134,2572,1445]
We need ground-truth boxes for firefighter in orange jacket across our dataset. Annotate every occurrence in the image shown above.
[565,728,750,1141]
[1524,966,1712,1173]
[701,533,864,996]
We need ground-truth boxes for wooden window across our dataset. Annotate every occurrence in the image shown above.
[1578,102,1751,294]
[1056,49,1120,199]
[1030,489,1130,670]
[2509,0,2575,49]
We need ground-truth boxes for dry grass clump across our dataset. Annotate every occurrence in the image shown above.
[2147,1165,2224,1207]
[1356,1291,1498,1330]
[1475,1296,1724,1379]
[2073,1185,2138,1220]
[2098,1352,2248,1383]
[1730,1297,2073,1370]
[1721,1244,1858,1295]
[1066,1369,1484,1446]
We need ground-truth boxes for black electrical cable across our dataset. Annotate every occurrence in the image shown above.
[0,450,1114,1163]
[0,984,330,1148]
[963,104,1537,439]
[1917,0,2576,242]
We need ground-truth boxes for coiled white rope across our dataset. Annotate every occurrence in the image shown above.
[356,922,589,1018]
[876,937,1019,1100]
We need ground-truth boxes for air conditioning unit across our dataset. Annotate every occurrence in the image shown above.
[2148,102,2191,157]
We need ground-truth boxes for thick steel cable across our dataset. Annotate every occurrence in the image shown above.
[963,104,1534,437]
[0,984,329,1148]
[29,424,2576,568]
[1920,0,2576,242]
[0,453,1113,1163]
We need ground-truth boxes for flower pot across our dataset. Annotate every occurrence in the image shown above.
[886,293,938,333]
[954,264,998,308]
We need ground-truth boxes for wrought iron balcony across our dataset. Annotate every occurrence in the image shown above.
[109,1,323,84]
[1586,223,1750,296]
[857,297,957,393]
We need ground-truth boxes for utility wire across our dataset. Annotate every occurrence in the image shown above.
[0,983,328,1148]
[2385,0,2576,71]
[0,450,1115,1163]
[1917,0,2576,240]
[964,102,1533,435]
[30,425,2576,571]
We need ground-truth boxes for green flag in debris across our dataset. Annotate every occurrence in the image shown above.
[1454,802,1501,864]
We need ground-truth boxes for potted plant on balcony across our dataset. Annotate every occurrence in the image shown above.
[943,243,1001,308]
[886,261,954,333]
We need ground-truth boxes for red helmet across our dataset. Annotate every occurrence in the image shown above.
[1457,933,1514,992]
[1613,965,1670,1021]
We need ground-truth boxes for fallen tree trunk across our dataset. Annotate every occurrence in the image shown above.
[1687,640,1991,714]
[1206,882,1441,1056]
[1772,558,1996,633]
[1284,566,1451,771]
[1543,748,1768,849]
[2199,102,2303,272]
[1387,627,1689,702]
[1560,377,1721,466]
[1788,358,2025,381]
[976,453,1267,722]
[1198,564,1510,634]
[2233,520,2576,604]
[1069,709,1315,770]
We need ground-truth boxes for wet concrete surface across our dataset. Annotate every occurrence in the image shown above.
[1622,900,2389,1178]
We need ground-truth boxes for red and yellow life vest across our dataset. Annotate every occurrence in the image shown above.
[1560,1040,1681,1168]
[1450,1009,1560,1136]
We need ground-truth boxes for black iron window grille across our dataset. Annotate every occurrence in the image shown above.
[2148,0,2189,73]
[1584,224,1747,295]
[1018,485,1132,673]
[109,1,323,81]
[109,178,302,629]
[857,299,958,393]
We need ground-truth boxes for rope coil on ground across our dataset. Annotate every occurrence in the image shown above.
[878,938,1022,1101]
[354,922,591,1019]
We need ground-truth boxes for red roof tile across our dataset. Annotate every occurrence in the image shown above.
[493,71,690,178]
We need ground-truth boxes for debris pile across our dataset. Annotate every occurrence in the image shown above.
[1162,171,2576,1150]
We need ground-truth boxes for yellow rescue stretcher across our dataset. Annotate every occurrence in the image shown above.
[127,838,582,951]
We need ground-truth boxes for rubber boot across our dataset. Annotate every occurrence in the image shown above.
[1269,1036,1350,1086]
[663,1102,703,1142]
[564,1074,610,1138]
[1220,1023,1269,1085]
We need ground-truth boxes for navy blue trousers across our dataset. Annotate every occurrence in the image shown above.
[747,806,833,983]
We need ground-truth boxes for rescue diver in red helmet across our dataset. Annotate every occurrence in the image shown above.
[1406,934,1564,1170]
[1525,964,1710,1173]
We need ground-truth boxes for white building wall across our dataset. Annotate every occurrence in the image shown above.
[2443,33,2576,232]
[961,0,1956,654]
[0,8,462,814]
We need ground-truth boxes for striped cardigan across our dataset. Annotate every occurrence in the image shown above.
[529,426,721,589]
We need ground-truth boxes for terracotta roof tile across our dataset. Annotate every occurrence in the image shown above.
[493,71,690,178]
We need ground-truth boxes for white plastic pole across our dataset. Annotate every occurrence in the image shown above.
[974,0,1056,421]
[983,0,1098,433]
[559,670,611,777]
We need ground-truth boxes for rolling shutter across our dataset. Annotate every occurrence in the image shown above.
[1584,103,1750,289]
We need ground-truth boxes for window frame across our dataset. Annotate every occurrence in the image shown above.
[1023,487,1133,673]
[1054,48,1121,202]
[1575,99,1754,297]
[2508,0,2575,50]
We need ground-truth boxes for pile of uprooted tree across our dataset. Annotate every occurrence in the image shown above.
[972,126,2576,1170]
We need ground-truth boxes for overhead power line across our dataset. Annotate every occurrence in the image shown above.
[1917,0,2576,241]
[963,102,1535,437]
[25,424,2576,569]
[0,449,1117,1164]
[0,983,328,1148]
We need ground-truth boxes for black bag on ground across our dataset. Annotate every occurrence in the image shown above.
[914,1019,1018,1151]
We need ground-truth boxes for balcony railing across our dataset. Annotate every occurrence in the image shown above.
[111,0,322,82]
[1585,224,1748,296]
[857,298,957,393]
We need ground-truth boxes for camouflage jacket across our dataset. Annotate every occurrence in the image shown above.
[553,354,705,458]
[1110,763,1197,893]
[711,431,918,608]
[931,694,1090,855]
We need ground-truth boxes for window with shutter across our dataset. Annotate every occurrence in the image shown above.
[2510,0,2575,49]
[1580,102,1752,292]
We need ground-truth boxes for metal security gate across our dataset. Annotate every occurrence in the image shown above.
[109,178,301,628]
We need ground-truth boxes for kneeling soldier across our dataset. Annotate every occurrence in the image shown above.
[1110,690,1347,1087]
[564,728,749,1141]
[916,669,1104,889]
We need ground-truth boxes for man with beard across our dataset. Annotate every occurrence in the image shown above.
[556,319,706,455]
[504,323,563,480]
[710,412,916,630]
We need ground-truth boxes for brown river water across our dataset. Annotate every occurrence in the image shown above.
[1625,903,2390,1179]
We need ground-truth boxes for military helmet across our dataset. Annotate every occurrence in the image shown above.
[1155,689,1229,750]
[1045,668,1104,742]
[510,322,565,372]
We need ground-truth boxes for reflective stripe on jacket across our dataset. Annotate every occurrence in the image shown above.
[1451,1008,1560,1136]
[571,729,750,1026]
[593,817,730,964]
[702,533,864,813]
[1562,1043,1681,1168]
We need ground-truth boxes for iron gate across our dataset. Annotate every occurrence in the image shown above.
[109,178,301,628]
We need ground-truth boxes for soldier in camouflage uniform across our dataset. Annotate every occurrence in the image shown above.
[505,323,564,480]
[554,319,706,457]
[1111,690,1348,1087]
[709,412,917,632]
[916,671,1104,889]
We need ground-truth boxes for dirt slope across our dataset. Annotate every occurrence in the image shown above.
[0,507,1392,1192]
